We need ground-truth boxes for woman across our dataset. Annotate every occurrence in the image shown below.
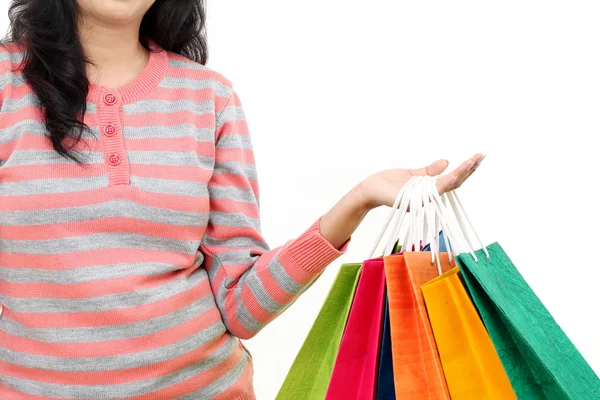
[0,0,484,398]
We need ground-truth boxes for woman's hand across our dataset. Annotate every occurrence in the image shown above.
[319,153,486,250]
[356,153,486,211]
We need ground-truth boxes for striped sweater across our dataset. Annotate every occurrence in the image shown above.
[0,40,350,399]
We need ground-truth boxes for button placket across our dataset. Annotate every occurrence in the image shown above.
[98,91,129,186]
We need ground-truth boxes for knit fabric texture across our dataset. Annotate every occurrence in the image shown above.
[0,40,349,399]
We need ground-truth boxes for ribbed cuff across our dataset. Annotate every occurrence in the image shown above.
[277,215,351,277]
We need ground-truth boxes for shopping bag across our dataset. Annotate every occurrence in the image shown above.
[383,251,452,399]
[326,259,386,399]
[376,294,395,400]
[457,243,600,400]
[421,266,517,399]
[276,263,362,400]
[370,232,443,400]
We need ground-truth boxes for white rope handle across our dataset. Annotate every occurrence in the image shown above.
[446,190,490,260]
[433,199,450,260]
[368,176,412,259]
[421,179,442,273]
[445,191,475,255]
[425,178,456,264]
[426,177,478,262]
[408,179,422,252]
[368,175,418,259]
[367,172,487,264]
[442,192,477,260]
[384,176,421,256]
[422,202,430,254]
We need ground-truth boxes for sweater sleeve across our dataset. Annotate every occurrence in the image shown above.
[199,87,351,339]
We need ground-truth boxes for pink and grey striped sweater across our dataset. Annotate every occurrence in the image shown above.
[0,41,350,399]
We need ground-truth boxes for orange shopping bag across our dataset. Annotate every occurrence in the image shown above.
[383,251,452,399]
[421,267,517,399]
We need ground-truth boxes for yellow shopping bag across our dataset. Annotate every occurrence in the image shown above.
[421,267,516,399]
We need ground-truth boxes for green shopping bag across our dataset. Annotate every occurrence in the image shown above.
[457,243,600,399]
[276,263,362,400]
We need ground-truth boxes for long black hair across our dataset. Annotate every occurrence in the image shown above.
[2,0,208,164]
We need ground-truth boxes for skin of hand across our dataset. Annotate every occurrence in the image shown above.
[319,153,486,249]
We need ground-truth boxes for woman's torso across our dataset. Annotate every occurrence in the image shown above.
[0,43,254,399]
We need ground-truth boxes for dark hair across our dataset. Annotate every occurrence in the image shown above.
[2,0,208,164]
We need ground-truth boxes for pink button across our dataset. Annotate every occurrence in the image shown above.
[108,154,121,166]
[104,124,117,136]
[104,93,117,105]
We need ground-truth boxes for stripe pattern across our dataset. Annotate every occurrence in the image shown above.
[0,41,349,399]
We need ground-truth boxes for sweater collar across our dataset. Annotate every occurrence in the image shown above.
[86,39,167,105]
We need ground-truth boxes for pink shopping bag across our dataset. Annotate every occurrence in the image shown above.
[325,258,387,400]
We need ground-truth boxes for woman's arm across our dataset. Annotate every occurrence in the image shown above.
[200,86,351,340]
[201,80,484,339]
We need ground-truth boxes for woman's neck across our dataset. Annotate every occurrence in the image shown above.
[79,16,149,89]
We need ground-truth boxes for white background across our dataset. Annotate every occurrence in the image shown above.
[3,1,599,399]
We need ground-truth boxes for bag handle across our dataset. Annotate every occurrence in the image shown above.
[422,182,442,273]
[383,176,422,256]
[391,175,448,275]
[424,177,461,264]
[368,175,418,259]
[368,174,488,264]
[408,179,423,252]
[445,190,490,260]
[427,178,484,262]
[408,176,457,274]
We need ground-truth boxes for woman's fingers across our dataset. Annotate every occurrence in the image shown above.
[437,153,485,193]
[437,161,471,191]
